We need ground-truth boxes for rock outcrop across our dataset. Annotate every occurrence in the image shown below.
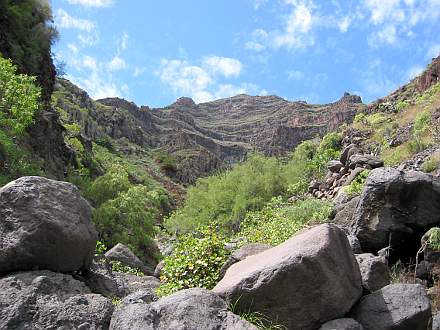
[105,243,155,275]
[351,167,440,255]
[320,318,364,330]
[110,288,257,330]
[356,253,390,293]
[352,284,431,330]
[213,224,362,330]
[0,270,114,329]
[0,176,97,274]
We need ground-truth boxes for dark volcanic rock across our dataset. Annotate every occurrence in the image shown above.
[351,167,440,254]
[213,224,362,330]
[320,318,363,330]
[0,270,113,329]
[110,288,257,330]
[0,176,96,274]
[105,243,155,275]
[352,284,431,330]
[356,253,390,293]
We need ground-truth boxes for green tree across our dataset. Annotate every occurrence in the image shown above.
[0,56,41,135]
[93,185,162,257]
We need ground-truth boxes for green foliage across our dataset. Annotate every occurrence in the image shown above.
[95,240,107,256]
[0,0,58,95]
[166,133,341,234]
[426,227,440,251]
[110,261,144,276]
[87,165,131,206]
[93,185,164,258]
[0,56,43,183]
[0,56,41,135]
[366,112,389,126]
[157,226,229,297]
[229,298,287,330]
[165,153,285,233]
[345,170,370,197]
[238,197,333,246]
[382,143,413,166]
[410,108,432,152]
[396,100,410,112]
[353,113,367,124]
[421,153,440,173]
[154,149,177,171]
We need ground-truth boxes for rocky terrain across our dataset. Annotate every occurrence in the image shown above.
[54,78,364,185]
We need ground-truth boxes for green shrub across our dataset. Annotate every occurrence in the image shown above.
[238,197,333,246]
[157,226,229,296]
[0,56,41,135]
[165,153,285,234]
[86,165,131,206]
[421,152,440,173]
[95,240,107,255]
[110,260,144,276]
[345,170,370,197]
[353,113,367,124]
[154,149,177,171]
[426,228,440,251]
[93,185,163,258]
[396,100,410,112]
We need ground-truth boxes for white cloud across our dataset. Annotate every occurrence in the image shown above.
[82,55,97,69]
[369,25,398,45]
[108,56,127,71]
[119,32,129,51]
[407,65,424,79]
[67,43,79,54]
[66,0,114,8]
[427,44,440,59]
[245,41,266,52]
[202,56,243,77]
[157,57,263,103]
[273,2,315,49]
[287,70,304,80]
[78,32,100,46]
[133,67,146,77]
[253,0,268,10]
[56,9,95,32]
[337,16,352,33]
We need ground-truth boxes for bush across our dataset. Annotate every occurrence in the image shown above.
[396,100,410,112]
[421,152,440,173]
[92,185,164,258]
[0,56,41,135]
[165,153,285,234]
[345,170,370,197]
[157,226,229,296]
[238,197,333,246]
[110,261,144,276]
[86,165,131,206]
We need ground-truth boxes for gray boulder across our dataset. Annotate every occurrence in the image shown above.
[348,154,384,170]
[352,283,431,330]
[220,243,271,278]
[0,270,113,329]
[122,290,157,305]
[320,318,363,330]
[356,253,390,292]
[332,196,359,231]
[341,144,361,166]
[213,224,362,330]
[110,288,257,330]
[351,167,440,252]
[328,160,344,173]
[113,273,160,295]
[84,256,126,298]
[105,243,155,275]
[0,176,97,274]
[433,311,440,330]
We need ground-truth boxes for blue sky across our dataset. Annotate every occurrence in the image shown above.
[52,0,440,107]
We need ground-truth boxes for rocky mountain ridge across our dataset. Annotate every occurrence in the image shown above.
[56,77,365,185]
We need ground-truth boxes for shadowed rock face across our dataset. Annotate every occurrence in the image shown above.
[94,89,364,184]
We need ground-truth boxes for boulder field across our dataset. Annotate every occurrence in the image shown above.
[0,175,436,329]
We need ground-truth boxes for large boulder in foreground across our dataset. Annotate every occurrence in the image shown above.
[320,318,363,330]
[213,224,362,330]
[351,167,440,252]
[0,176,96,274]
[110,288,257,330]
[352,283,431,330]
[0,270,113,329]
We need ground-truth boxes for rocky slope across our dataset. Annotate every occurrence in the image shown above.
[55,78,365,185]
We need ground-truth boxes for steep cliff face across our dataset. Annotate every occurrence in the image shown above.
[93,91,365,184]
[0,0,72,179]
